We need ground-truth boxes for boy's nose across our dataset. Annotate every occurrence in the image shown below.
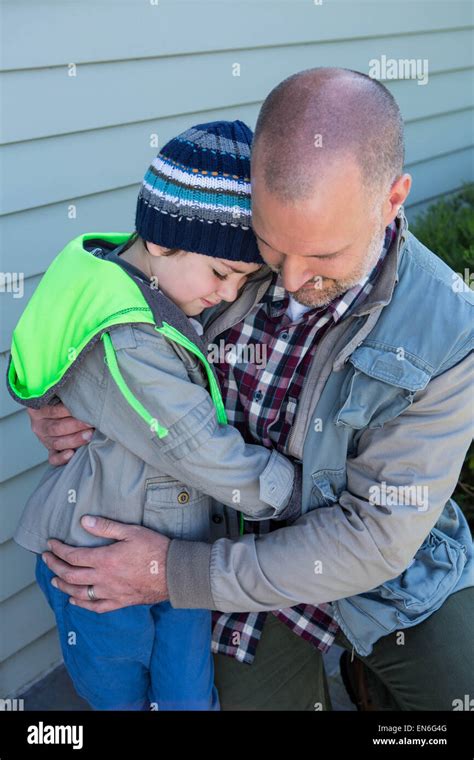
[217,280,240,302]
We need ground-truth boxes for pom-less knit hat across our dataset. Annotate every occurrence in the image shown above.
[135,120,263,264]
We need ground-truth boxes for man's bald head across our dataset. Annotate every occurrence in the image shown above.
[252,67,404,202]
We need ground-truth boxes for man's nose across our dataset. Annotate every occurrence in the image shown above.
[281,259,315,293]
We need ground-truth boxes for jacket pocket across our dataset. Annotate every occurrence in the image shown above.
[335,344,431,430]
[378,527,468,620]
[311,467,347,508]
[143,476,211,541]
[333,527,469,653]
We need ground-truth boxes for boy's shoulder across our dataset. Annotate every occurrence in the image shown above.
[108,323,208,387]
[67,320,202,394]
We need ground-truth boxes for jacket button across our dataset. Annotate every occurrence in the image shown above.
[212,514,223,524]
[177,491,190,504]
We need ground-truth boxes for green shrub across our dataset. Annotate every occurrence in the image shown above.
[409,183,473,529]
[453,444,474,530]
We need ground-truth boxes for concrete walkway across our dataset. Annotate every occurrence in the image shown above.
[20,645,355,711]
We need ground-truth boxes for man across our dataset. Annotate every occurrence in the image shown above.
[28,68,473,710]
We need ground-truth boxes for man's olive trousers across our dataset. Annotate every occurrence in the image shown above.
[213,589,474,711]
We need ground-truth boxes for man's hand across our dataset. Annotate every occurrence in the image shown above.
[28,403,95,465]
[42,516,170,612]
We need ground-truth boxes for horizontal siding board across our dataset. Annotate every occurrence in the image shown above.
[2,0,472,71]
[405,109,473,166]
[0,104,256,216]
[404,146,474,206]
[0,352,25,418]
[0,352,18,417]
[0,184,139,291]
[0,409,49,482]
[0,539,36,602]
[2,28,473,144]
[2,68,473,216]
[0,463,48,544]
[1,274,42,354]
[0,581,56,662]
[1,628,61,698]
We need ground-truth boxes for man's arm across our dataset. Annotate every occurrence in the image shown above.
[42,344,471,613]
[166,352,474,611]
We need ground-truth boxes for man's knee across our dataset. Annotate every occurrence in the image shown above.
[337,588,474,711]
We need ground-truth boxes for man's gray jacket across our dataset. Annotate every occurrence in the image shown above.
[167,210,473,655]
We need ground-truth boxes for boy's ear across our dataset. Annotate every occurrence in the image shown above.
[144,241,168,257]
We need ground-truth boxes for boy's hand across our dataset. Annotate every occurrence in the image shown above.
[27,403,95,465]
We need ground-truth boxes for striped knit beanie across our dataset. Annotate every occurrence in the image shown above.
[135,120,263,264]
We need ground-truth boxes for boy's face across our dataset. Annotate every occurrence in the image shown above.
[147,244,262,316]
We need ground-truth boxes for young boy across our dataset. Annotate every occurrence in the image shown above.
[8,120,301,711]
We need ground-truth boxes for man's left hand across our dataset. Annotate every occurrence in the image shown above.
[42,516,170,613]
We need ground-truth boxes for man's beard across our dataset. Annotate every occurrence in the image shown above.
[289,222,387,308]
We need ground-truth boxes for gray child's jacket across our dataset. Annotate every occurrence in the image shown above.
[13,236,301,554]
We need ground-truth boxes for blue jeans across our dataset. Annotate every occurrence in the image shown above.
[36,555,219,711]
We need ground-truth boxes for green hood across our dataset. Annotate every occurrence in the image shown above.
[8,233,155,401]
[7,233,227,438]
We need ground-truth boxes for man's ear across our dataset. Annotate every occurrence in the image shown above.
[382,173,412,226]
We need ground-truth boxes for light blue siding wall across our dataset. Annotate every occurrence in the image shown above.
[1,0,473,696]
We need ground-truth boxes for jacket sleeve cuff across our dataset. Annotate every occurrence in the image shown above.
[166,538,215,609]
[258,449,295,512]
[273,461,303,522]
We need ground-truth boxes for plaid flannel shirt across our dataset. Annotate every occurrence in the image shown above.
[211,222,398,663]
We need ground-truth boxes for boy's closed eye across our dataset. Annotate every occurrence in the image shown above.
[212,268,229,280]
[212,265,262,282]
